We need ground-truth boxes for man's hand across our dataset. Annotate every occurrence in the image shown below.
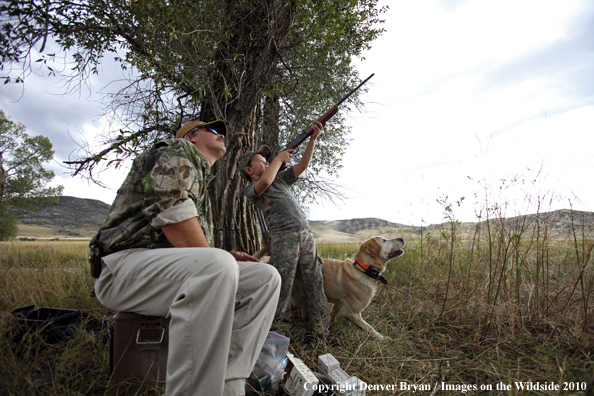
[229,251,260,262]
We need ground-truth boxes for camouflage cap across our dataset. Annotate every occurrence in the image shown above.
[176,119,227,139]
[239,145,272,180]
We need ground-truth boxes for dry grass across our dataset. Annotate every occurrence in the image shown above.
[0,241,100,312]
[0,241,111,395]
[309,213,594,395]
[16,224,65,238]
[1,210,594,395]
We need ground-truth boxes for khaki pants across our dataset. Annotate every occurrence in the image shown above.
[95,247,281,396]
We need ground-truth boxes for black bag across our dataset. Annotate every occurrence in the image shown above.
[11,304,106,344]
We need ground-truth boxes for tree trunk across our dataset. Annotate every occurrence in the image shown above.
[205,0,296,252]
[0,154,5,202]
[207,104,261,253]
[261,93,281,154]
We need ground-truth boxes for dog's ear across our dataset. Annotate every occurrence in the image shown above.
[361,238,382,258]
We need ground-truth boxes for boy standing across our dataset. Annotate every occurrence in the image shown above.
[240,121,333,343]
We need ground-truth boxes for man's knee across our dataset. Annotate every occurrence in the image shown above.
[260,263,281,290]
[208,249,239,279]
[183,248,239,285]
[178,249,239,303]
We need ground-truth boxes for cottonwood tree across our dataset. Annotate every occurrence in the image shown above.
[0,0,386,251]
[0,109,64,239]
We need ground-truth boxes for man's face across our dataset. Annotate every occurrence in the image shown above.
[186,127,226,159]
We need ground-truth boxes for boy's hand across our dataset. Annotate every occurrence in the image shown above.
[276,149,294,164]
[292,122,323,178]
[253,148,294,195]
[310,121,324,139]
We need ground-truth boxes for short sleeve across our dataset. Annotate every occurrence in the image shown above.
[151,198,198,227]
[244,182,261,204]
[142,141,206,221]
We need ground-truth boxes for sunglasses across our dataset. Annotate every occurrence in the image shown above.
[187,126,224,136]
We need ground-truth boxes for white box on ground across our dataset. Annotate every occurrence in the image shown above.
[282,353,319,396]
[329,367,350,385]
[341,376,366,396]
[318,353,340,374]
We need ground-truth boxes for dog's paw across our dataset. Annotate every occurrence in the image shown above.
[374,334,392,342]
[372,333,388,341]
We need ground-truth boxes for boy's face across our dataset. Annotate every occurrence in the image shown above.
[246,154,268,180]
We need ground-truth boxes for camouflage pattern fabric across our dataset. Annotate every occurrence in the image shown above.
[244,166,309,232]
[90,138,212,253]
[270,228,330,336]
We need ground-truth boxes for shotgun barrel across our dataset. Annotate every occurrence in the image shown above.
[286,73,374,150]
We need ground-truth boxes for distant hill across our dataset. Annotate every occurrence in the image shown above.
[309,218,413,242]
[309,210,594,242]
[13,196,111,238]
[11,196,594,241]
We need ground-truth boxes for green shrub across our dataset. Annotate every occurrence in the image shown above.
[0,204,18,241]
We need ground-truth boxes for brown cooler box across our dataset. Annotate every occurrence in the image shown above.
[111,312,170,395]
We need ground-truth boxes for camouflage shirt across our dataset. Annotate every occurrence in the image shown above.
[90,138,212,253]
[244,167,309,233]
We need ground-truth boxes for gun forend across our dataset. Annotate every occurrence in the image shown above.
[304,105,338,134]
[286,105,339,149]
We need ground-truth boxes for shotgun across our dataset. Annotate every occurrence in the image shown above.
[286,73,374,149]
[255,73,374,252]
[256,204,271,248]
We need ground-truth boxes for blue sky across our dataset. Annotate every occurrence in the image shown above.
[1,0,593,226]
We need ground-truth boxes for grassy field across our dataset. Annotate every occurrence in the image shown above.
[15,223,96,240]
[1,213,593,395]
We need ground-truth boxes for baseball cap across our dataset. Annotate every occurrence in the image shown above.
[239,145,272,180]
[176,119,227,139]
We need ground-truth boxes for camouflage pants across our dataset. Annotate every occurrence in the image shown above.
[269,228,330,336]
